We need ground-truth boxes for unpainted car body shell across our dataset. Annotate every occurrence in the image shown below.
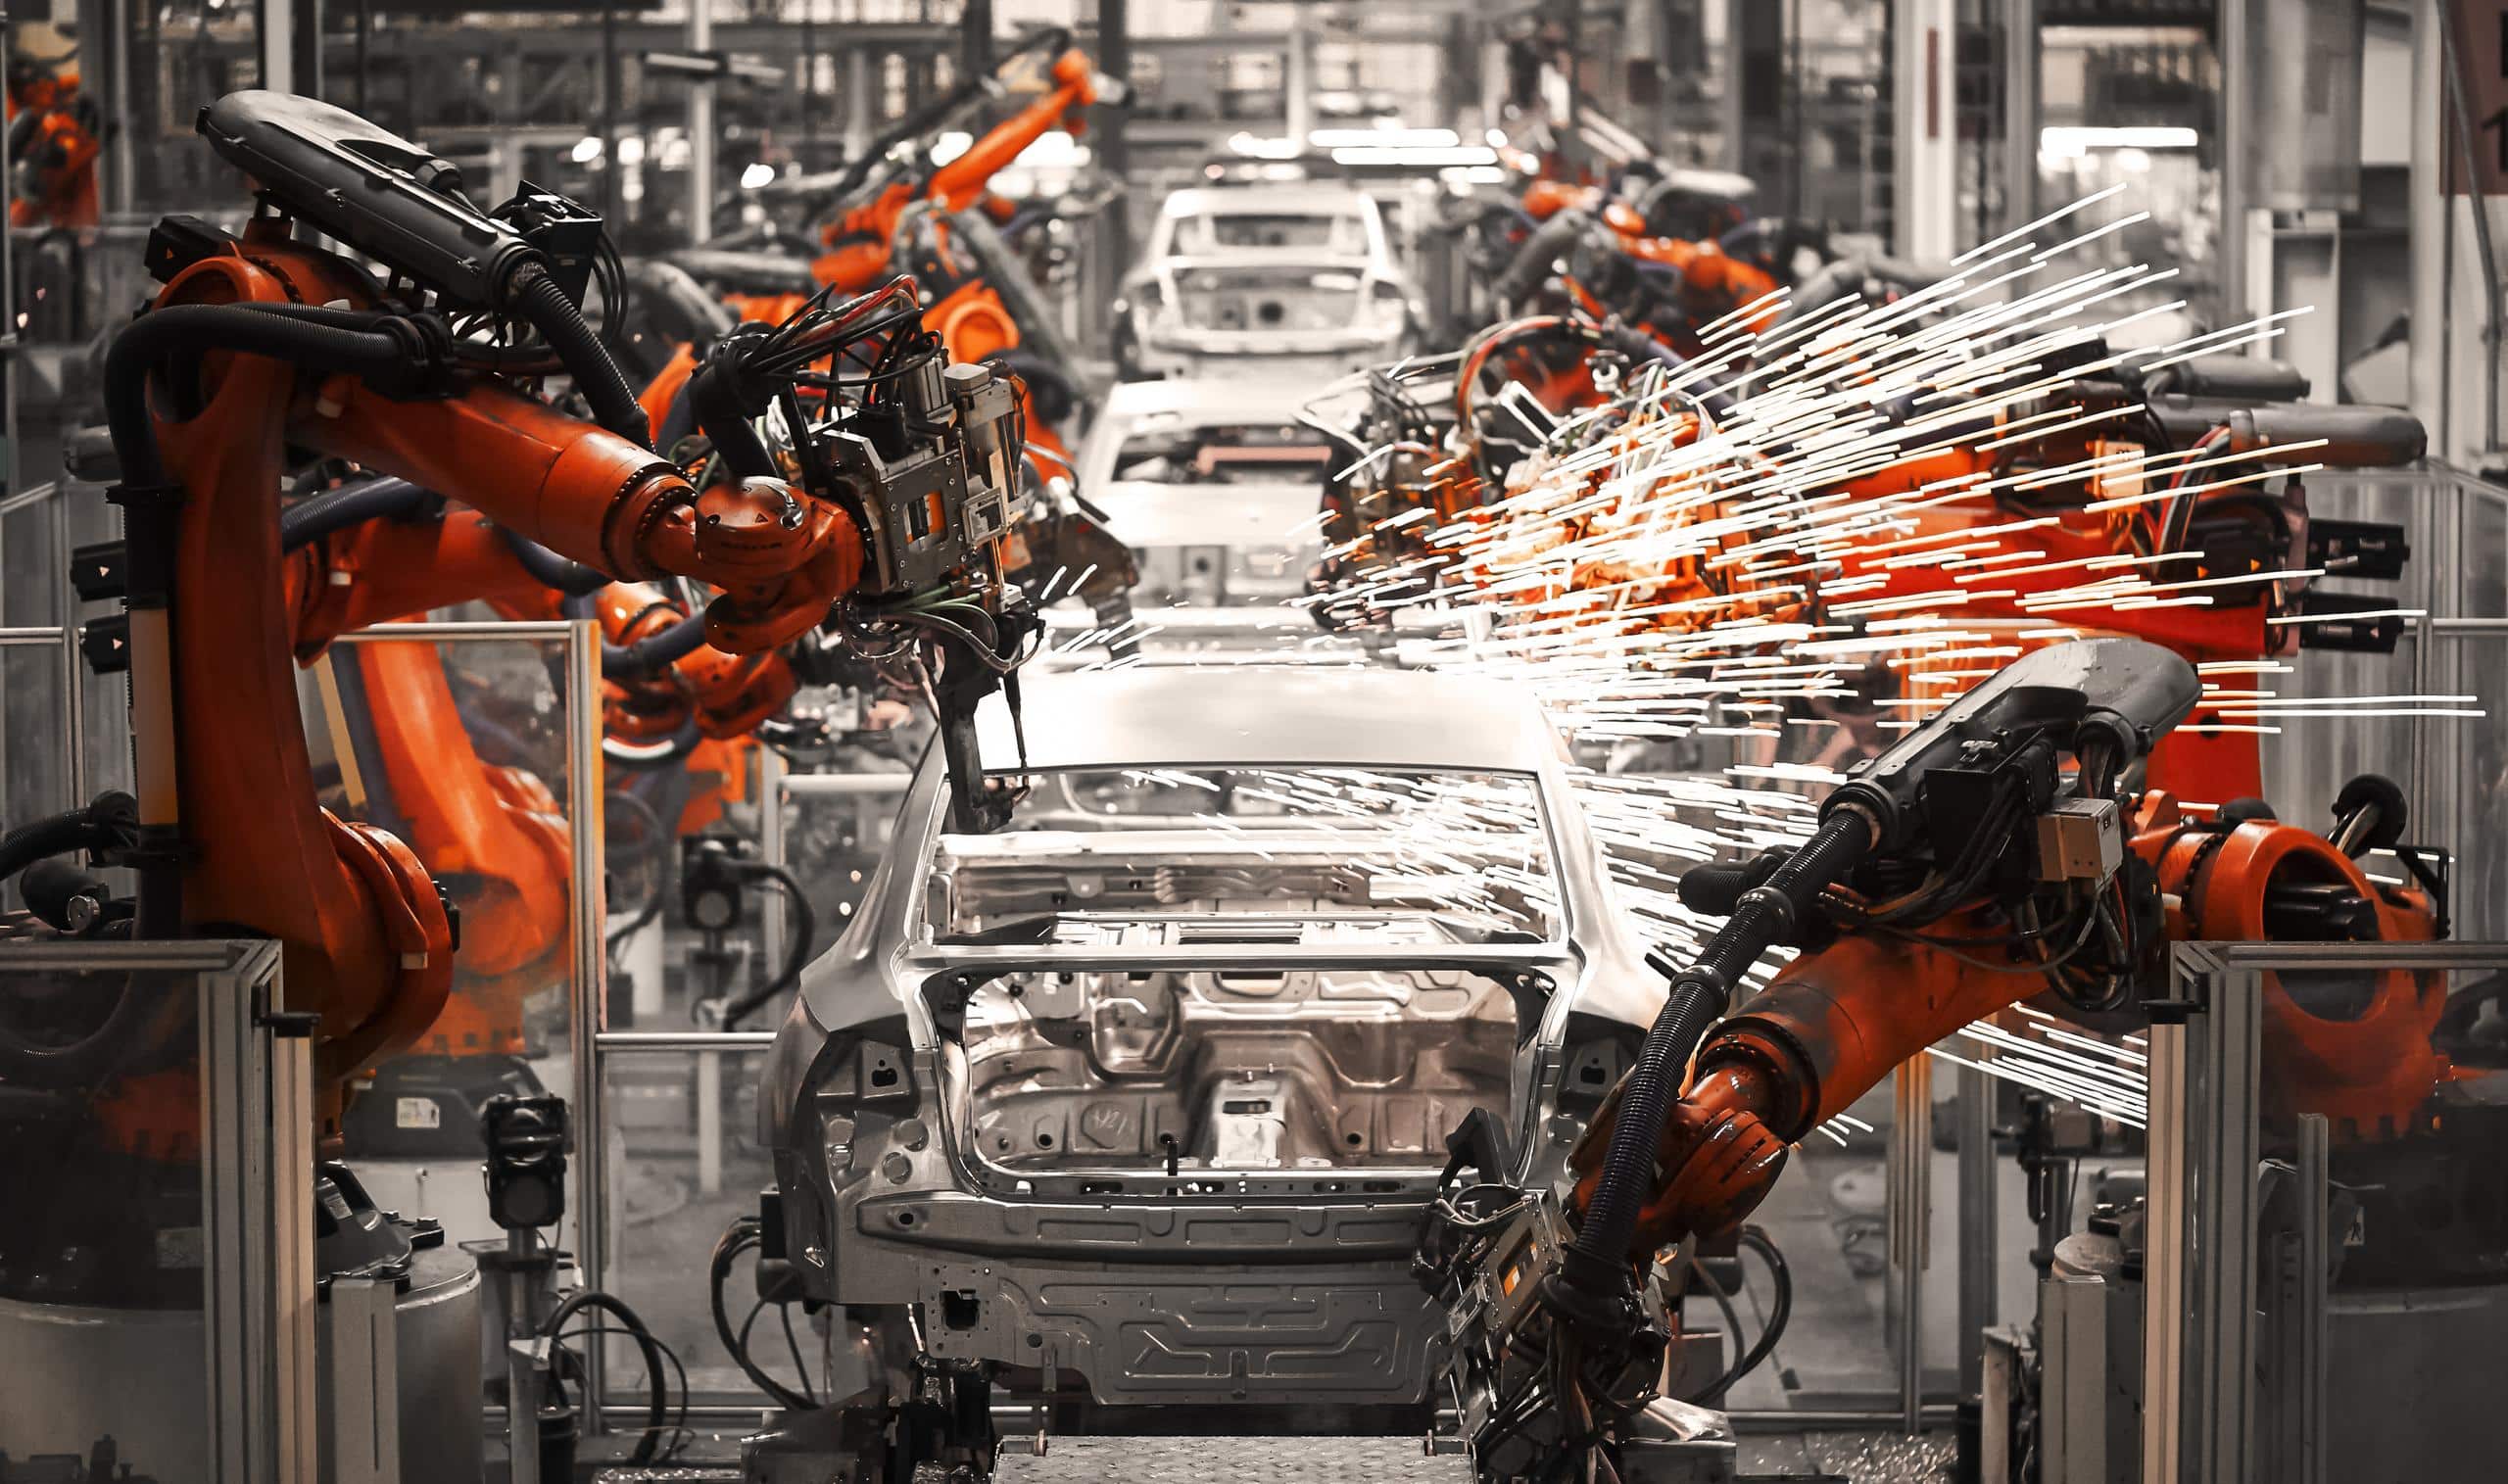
[759,667,1663,1409]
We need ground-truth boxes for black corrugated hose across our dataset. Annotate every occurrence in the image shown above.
[499,524,615,598]
[1563,809,1874,1295]
[507,262,652,450]
[279,475,432,551]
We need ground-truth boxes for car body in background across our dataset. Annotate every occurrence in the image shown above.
[1072,377,1336,608]
[753,666,1656,1427]
[1112,184,1427,381]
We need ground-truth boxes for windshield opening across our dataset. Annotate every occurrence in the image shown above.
[1173,210,1373,255]
[923,767,1564,946]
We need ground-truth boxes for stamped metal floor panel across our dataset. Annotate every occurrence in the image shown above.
[993,1435,1472,1482]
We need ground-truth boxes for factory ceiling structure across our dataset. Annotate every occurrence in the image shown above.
[0,3,2501,1483]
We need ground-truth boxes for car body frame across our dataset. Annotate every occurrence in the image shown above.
[1112,184,1427,381]
[1072,377,1335,609]
[758,667,1660,1417]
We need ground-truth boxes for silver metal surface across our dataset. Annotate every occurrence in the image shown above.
[2040,1274,2106,1484]
[196,937,314,1484]
[991,1435,1470,1482]
[764,668,1662,1413]
[1980,1327,2021,1484]
[318,1249,481,1484]
[323,1279,402,1484]
[507,1339,543,1484]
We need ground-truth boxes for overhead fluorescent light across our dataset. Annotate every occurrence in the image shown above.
[1228,131,1301,159]
[2038,125,2199,160]
[1329,145,1499,168]
[1308,126,1459,150]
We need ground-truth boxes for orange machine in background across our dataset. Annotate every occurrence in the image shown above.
[6,50,99,229]
[667,36,1107,469]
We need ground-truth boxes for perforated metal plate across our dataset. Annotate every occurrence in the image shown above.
[992,1435,1472,1482]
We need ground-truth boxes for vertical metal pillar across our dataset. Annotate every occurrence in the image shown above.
[1892,0,1958,262]
[201,941,313,1484]
[1283,11,1315,146]
[1,17,15,507]
[293,0,323,99]
[1717,0,1747,176]
[1889,1054,1935,1433]
[258,0,292,93]
[687,0,715,247]
[2410,0,2452,456]
[90,0,138,215]
[759,744,788,959]
[2145,947,2261,1484]
[561,619,610,1424]
[1095,0,1133,334]
[960,0,993,83]
[844,47,874,161]
[352,0,369,114]
[2002,0,2039,233]
[800,1,820,153]
[2292,1113,2329,1484]
[601,1,622,232]
[1728,2,1785,198]
[2219,0,2251,328]
[2141,1010,2187,1484]
[1954,1062,1997,1398]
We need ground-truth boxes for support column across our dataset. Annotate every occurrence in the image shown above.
[601,1,622,229]
[82,0,139,215]
[1892,0,1958,262]
[2409,0,2451,455]
[844,47,874,163]
[1095,0,1133,327]
[1284,11,1315,146]
[1729,1,1785,198]
[687,0,715,247]
[2002,0,2039,234]
[961,0,993,84]
[257,0,298,95]
[2219,0,2250,328]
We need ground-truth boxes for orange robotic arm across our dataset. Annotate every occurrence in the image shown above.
[121,221,865,1107]
[1581,787,2445,1262]
[815,49,1103,292]
[926,49,1100,215]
